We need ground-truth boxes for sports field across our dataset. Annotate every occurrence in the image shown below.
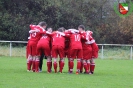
[0,56,133,88]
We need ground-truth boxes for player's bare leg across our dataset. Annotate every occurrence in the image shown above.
[27,55,32,71]
[59,58,65,73]
[90,58,95,74]
[53,58,58,73]
[35,56,40,72]
[83,60,89,74]
[76,59,81,74]
[47,56,52,73]
[69,58,74,73]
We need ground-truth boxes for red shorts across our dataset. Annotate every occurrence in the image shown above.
[83,48,92,60]
[64,48,71,58]
[28,41,37,56]
[92,50,98,58]
[92,43,99,58]
[64,49,68,58]
[69,49,83,59]
[52,45,64,58]
[36,43,51,56]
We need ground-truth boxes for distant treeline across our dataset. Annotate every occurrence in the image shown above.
[0,0,133,44]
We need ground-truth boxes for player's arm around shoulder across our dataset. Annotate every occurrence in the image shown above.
[80,32,86,40]
[85,35,95,45]
[29,28,40,34]
[29,24,40,33]
[68,29,79,34]
[56,31,65,36]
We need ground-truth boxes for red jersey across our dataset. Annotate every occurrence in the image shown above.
[81,32,94,50]
[29,24,36,30]
[29,25,46,42]
[65,37,70,50]
[38,34,51,47]
[69,33,83,49]
[91,42,99,51]
[52,32,65,48]
[64,31,71,49]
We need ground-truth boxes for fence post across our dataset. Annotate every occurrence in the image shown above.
[130,46,132,60]
[101,45,104,59]
[10,41,12,56]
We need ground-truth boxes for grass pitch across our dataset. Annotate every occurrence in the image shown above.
[0,56,133,88]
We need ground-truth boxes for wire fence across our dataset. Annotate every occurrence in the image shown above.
[0,41,132,60]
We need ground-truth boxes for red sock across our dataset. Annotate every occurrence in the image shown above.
[90,63,95,74]
[27,60,32,71]
[69,61,74,72]
[47,62,51,72]
[84,63,89,73]
[80,62,83,73]
[35,60,39,72]
[60,61,64,73]
[87,63,90,72]
[77,61,81,72]
[32,60,35,72]
[53,62,57,73]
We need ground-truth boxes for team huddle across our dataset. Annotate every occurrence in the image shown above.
[26,21,99,74]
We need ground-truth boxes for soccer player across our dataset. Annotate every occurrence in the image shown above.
[64,35,71,72]
[67,29,85,74]
[51,28,65,73]
[78,25,95,74]
[36,28,53,73]
[39,28,53,72]
[86,30,99,74]
[26,27,35,59]
[27,21,47,72]
[26,26,37,71]
[58,27,66,72]
[63,30,71,72]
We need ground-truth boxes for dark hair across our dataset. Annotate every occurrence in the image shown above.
[78,25,85,30]
[60,27,65,31]
[47,27,53,30]
[38,21,47,27]
[58,28,63,32]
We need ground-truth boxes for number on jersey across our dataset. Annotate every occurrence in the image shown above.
[74,35,80,41]
[56,34,61,37]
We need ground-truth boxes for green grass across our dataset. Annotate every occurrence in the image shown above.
[0,56,133,88]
